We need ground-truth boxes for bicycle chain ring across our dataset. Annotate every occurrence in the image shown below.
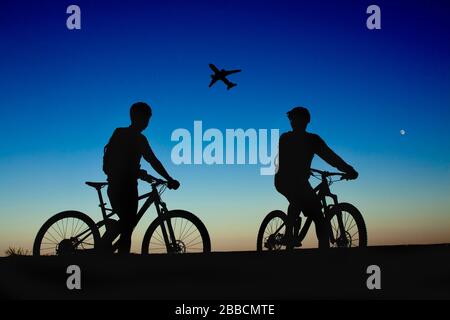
[264,233,284,250]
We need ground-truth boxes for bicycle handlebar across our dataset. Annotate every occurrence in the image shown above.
[310,168,344,177]
[310,168,356,181]
[139,170,167,186]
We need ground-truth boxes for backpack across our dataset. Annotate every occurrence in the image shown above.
[103,143,112,176]
[102,128,141,178]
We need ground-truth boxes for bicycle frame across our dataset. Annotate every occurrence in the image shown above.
[266,171,346,247]
[75,182,179,252]
[295,174,342,245]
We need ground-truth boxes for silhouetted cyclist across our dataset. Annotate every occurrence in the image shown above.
[103,102,180,254]
[275,106,358,250]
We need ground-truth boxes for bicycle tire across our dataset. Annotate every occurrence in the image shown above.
[33,210,101,256]
[141,209,211,254]
[327,203,367,248]
[256,210,287,251]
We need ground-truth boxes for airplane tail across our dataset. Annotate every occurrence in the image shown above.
[227,83,237,90]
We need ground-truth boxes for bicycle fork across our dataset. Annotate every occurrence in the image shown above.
[317,178,348,247]
[327,196,349,247]
[156,201,180,253]
[333,209,349,247]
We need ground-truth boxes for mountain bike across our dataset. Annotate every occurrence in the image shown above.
[257,168,367,250]
[33,171,211,255]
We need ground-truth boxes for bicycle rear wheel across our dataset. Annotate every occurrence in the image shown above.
[256,210,287,251]
[141,210,211,254]
[328,203,367,248]
[33,211,100,256]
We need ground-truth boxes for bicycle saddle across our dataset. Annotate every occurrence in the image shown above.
[85,181,108,189]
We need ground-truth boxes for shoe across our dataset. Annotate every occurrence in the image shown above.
[285,237,303,248]
[278,234,302,247]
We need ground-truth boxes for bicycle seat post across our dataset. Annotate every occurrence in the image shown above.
[96,187,108,220]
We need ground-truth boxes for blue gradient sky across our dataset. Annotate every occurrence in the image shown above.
[1,0,449,254]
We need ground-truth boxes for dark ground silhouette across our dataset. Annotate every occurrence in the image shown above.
[1,244,449,299]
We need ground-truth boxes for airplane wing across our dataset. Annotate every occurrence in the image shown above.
[222,77,236,90]
[224,69,241,76]
[209,64,220,73]
[209,77,218,87]
[221,77,233,86]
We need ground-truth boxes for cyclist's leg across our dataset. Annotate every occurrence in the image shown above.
[276,185,297,250]
[118,187,138,254]
[275,182,302,250]
[301,185,329,249]
[285,203,300,250]
[107,181,138,254]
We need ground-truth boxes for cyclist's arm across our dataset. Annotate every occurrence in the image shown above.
[141,139,174,181]
[315,135,357,174]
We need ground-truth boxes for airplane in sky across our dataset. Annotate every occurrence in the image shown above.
[208,64,241,90]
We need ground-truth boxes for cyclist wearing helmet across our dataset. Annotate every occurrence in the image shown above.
[275,106,358,249]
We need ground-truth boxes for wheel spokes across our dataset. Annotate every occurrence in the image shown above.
[262,216,286,251]
[148,217,205,254]
[330,211,359,248]
[39,217,95,255]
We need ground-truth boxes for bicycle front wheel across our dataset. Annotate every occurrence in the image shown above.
[33,211,101,256]
[328,203,367,248]
[256,210,287,251]
[141,210,211,254]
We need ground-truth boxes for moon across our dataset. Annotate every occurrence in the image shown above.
[400,129,406,136]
